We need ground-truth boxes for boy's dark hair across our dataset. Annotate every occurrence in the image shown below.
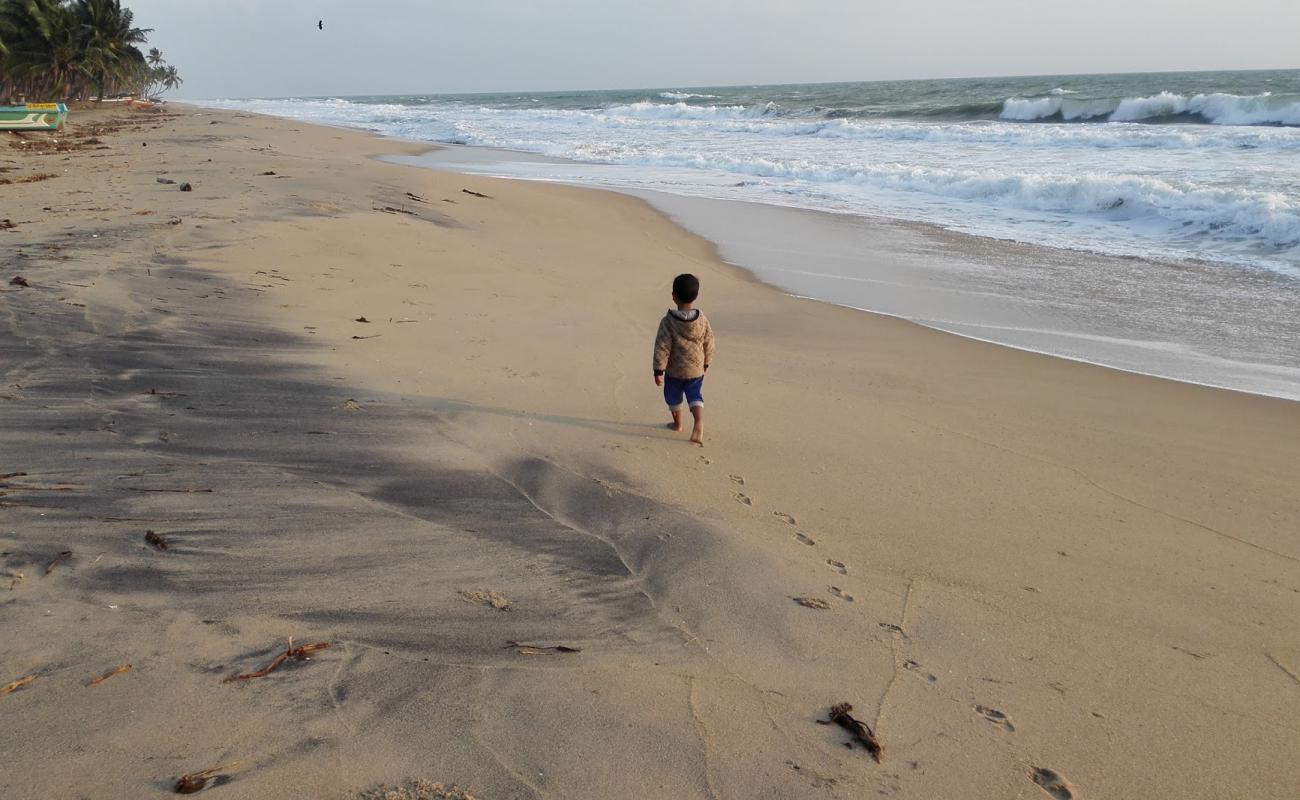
[672,273,700,304]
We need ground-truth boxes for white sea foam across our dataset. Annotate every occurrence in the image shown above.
[659,91,720,100]
[202,88,1300,275]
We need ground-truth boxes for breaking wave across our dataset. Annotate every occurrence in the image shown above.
[1000,92,1300,126]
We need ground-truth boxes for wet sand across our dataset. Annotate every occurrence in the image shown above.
[1,105,1298,799]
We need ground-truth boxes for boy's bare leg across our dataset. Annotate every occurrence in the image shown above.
[668,408,684,431]
[689,406,704,445]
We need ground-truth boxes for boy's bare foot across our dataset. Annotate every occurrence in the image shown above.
[667,421,683,431]
[690,425,704,445]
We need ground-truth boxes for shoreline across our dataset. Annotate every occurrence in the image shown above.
[3,103,1298,799]
[386,143,1300,402]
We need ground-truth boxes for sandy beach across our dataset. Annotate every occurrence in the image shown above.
[2,105,1298,799]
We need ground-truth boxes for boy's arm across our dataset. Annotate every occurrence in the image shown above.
[653,318,672,379]
[703,320,716,369]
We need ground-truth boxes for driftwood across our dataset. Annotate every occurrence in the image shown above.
[223,640,330,683]
[817,702,882,762]
[461,188,491,199]
[505,641,581,656]
[145,530,169,551]
[44,550,73,575]
[87,664,132,687]
[1,674,36,698]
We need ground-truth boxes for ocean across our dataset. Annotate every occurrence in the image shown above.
[202,70,1300,398]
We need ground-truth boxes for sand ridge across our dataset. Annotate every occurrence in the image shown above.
[1,105,1298,799]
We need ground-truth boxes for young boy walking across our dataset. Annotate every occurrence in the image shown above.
[653,273,716,445]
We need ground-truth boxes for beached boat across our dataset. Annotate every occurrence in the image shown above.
[0,103,69,131]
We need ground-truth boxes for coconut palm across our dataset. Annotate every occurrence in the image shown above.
[74,0,151,100]
[0,0,172,102]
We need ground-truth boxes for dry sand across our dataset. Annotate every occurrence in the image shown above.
[1,105,1297,800]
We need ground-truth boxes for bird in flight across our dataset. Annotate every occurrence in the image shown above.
[317,20,323,30]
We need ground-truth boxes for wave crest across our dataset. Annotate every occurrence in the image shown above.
[1001,91,1300,126]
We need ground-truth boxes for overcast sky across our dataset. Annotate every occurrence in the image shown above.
[127,0,1299,98]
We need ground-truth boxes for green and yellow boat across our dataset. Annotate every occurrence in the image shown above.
[0,103,68,131]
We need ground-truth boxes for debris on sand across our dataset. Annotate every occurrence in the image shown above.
[87,664,132,687]
[156,177,176,184]
[404,192,427,203]
[145,530,170,550]
[351,334,381,340]
[793,597,831,610]
[10,276,30,287]
[1,674,37,698]
[259,171,276,176]
[817,702,882,762]
[174,763,239,794]
[461,188,491,199]
[374,205,416,216]
[167,217,183,225]
[355,316,371,323]
[338,399,364,412]
[44,550,73,575]
[179,182,192,192]
[505,641,581,656]
[459,589,512,611]
[223,639,330,683]
[354,779,479,800]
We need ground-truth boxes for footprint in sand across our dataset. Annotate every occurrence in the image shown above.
[826,559,848,575]
[829,586,854,602]
[903,659,938,683]
[773,511,797,525]
[734,492,752,506]
[974,704,1015,732]
[698,455,711,466]
[793,532,816,546]
[1031,767,1074,799]
[729,474,745,486]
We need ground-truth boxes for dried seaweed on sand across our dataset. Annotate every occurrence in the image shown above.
[145,530,169,550]
[817,702,882,762]
[223,639,330,683]
[174,763,239,794]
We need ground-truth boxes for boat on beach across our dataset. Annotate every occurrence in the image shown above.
[0,103,69,131]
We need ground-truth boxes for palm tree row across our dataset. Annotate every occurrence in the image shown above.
[0,0,180,103]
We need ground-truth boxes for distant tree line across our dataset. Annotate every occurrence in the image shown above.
[0,0,180,103]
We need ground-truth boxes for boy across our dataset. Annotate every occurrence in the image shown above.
[653,273,716,445]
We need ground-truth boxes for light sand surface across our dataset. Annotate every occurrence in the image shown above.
[2,105,1298,800]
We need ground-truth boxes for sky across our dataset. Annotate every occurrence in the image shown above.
[126,0,1300,98]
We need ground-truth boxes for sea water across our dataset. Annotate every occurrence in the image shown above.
[202,70,1300,398]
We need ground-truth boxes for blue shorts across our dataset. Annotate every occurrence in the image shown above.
[664,375,704,410]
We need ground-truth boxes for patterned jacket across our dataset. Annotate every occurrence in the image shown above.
[653,309,716,379]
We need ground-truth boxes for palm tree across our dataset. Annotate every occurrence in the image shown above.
[0,0,80,99]
[0,0,174,102]
[74,0,151,100]
[159,63,180,93]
